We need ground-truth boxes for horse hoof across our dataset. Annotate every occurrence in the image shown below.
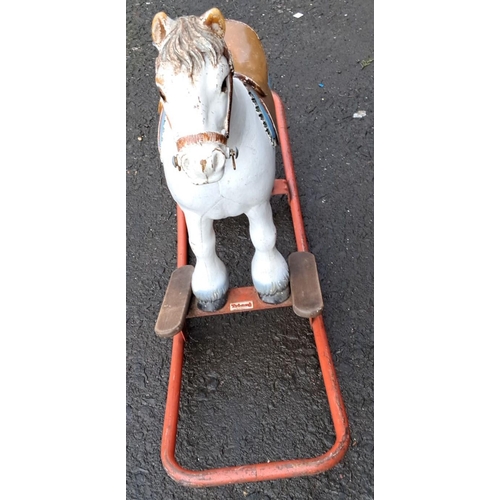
[259,286,290,305]
[196,292,228,312]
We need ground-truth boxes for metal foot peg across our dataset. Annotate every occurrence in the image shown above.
[289,251,324,318]
[155,265,194,338]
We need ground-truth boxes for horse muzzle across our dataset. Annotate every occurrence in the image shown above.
[173,143,229,185]
[172,129,239,185]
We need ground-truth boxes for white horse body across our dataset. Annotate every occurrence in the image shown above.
[153,9,289,312]
[160,77,275,218]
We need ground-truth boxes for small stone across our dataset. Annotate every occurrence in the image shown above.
[207,377,219,392]
[353,110,366,119]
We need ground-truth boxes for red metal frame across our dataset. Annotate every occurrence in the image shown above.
[159,92,349,487]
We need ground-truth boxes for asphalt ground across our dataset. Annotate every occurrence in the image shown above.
[4,2,499,499]
[127,0,373,498]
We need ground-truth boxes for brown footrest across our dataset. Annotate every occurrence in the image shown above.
[288,252,324,318]
[155,265,194,338]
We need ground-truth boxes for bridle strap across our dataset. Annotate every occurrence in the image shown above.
[174,44,234,152]
[160,39,236,172]
[223,45,234,140]
[176,132,228,150]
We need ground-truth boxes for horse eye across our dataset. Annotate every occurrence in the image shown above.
[159,89,167,101]
[221,78,228,93]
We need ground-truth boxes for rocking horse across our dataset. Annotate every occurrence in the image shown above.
[151,7,349,487]
[153,8,289,312]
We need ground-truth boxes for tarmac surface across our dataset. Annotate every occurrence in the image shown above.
[127,0,373,498]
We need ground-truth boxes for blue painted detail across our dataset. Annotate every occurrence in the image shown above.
[157,108,166,153]
[247,87,277,144]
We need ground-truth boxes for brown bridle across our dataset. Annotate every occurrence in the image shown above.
[176,132,228,151]
[170,45,238,169]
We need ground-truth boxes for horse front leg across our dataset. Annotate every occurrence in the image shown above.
[183,210,229,312]
[246,202,290,304]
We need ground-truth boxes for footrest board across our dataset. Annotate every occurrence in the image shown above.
[155,265,194,338]
[288,251,324,318]
[186,285,292,319]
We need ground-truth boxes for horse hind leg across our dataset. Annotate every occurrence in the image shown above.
[183,211,229,312]
[246,202,290,304]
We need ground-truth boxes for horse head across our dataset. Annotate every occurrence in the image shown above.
[152,8,235,185]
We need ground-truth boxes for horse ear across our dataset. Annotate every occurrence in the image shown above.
[152,12,174,49]
[200,8,226,37]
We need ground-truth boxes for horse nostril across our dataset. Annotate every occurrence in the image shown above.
[200,159,207,173]
[212,150,225,170]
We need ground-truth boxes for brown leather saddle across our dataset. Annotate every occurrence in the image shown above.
[224,19,278,138]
